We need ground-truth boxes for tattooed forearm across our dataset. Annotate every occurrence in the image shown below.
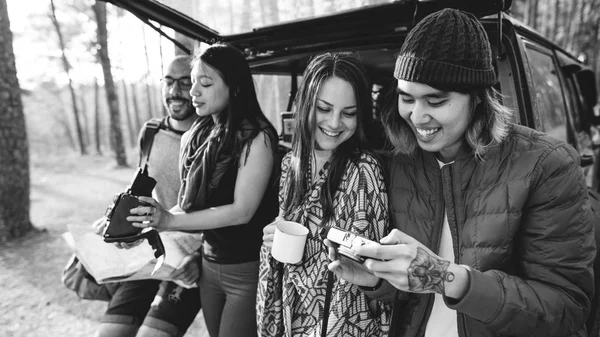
[407,247,455,295]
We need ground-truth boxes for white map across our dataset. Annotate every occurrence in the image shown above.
[64,223,203,288]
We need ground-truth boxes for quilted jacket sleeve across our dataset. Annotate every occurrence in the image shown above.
[446,144,596,336]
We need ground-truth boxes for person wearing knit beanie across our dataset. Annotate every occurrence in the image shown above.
[327,8,595,337]
[394,8,497,88]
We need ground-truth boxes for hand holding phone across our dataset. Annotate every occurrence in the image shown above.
[324,227,380,263]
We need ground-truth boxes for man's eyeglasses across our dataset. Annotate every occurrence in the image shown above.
[162,76,192,90]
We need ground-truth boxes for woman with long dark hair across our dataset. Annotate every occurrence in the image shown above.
[257,52,391,337]
[129,43,279,337]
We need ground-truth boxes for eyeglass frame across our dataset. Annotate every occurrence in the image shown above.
[161,76,193,90]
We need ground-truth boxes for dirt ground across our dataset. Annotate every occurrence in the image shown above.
[0,153,207,337]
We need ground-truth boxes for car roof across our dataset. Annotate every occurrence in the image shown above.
[101,0,512,82]
[101,0,511,41]
[102,1,511,53]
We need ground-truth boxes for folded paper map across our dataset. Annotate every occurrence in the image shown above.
[63,223,203,288]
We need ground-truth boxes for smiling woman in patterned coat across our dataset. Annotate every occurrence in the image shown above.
[257,52,391,337]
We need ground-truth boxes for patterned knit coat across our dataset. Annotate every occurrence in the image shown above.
[256,152,391,337]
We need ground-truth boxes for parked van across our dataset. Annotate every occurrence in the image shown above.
[102,0,599,190]
[102,0,600,334]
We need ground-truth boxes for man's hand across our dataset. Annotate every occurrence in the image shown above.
[114,239,144,249]
[168,252,201,286]
[91,216,144,249]
[91,217,107,235]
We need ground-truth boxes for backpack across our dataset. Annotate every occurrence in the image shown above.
[138,117,166,169]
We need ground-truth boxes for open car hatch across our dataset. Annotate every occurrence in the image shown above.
[101,0,511,60]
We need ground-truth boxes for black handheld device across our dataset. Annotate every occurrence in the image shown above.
[102,168,165,259]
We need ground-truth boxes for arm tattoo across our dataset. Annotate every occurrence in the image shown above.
[407,247,455,295]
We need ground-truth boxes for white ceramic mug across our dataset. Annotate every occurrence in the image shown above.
[271,221,309,264]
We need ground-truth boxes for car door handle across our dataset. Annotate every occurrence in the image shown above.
[581,154,594,168]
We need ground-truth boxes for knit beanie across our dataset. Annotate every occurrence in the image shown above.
[394,8,497,88]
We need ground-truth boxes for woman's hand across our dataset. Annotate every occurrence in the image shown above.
[355,229,469,299]
[325,239,381,288]
[126,196,173,231]
[262,216,285,249]
[169,252,201,286]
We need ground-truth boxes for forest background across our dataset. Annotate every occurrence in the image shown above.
[0,0,599,336]
[9,0,600,173]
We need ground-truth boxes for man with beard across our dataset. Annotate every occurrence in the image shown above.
[94,55,202,337]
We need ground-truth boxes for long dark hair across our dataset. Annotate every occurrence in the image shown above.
[191,43,277,162]
[284,51,373,224]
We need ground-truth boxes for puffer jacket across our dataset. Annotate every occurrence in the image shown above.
[386,124,596,337]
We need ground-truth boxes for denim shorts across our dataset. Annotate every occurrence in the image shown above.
[102,280,201,336]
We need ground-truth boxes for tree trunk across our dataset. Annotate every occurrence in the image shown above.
[590,4,600,74]
[57,104,76,151]
[552,0,560,44]
[570,0,584,53]
[578,0,586,48]
[130,82,142,133]
[121,80,136,147]
[539,2,549,38]
[159,24,164,76]
[141,26,155,119]
[79,85,90,148]
[48,89,76,150]
[240,0,253,31]
[260,0,279,25]
[0,0,33,241]
[94,76,102,155]
[93,1,127,167]
[49,0,87,155]
[158,86,166,116]
[525,0,539,31]
[157,25,167,116]
[564,0,576,51]
[174,31,194,56]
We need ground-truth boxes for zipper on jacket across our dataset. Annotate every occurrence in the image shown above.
[442,163,468,337]
[415,165,447,337]
[449,163,472,337]
[458,313,469,337]
[443,164,462,264]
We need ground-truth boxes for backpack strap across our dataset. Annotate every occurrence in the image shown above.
[320,270,334,337]
[139,117,166,172]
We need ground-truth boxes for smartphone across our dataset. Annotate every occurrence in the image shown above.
[325,227,380,263]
